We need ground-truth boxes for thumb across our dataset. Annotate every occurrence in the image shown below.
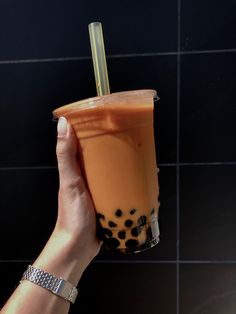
[56,117,82,188]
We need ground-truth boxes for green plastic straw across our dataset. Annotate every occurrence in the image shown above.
[88,22,110,96]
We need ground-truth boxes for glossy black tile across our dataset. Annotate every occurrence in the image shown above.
[180,264,236,314]
[96,166,177,261]
[181,0,236,51]
[0,60,95,167]
[0,262,28,308]
[180,52,236,163]
[180,165,236,260]
[0,169,58,260]
[0,54,176,167]
[74,262,176,314]
[0,0,177,60]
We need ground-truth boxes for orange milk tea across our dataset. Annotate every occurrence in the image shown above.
[53,90,160,253]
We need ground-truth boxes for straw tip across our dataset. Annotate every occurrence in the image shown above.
[88,21,102,28]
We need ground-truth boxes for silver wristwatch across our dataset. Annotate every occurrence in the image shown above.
[20,265,78,304]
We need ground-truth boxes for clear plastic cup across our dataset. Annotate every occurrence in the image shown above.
[53,90,160,253]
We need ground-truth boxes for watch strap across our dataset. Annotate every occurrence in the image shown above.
[20,265,78,304]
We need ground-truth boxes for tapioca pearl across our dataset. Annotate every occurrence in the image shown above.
[125,219,133,228]
[125,239,139,248]
[151,208,155,215]
[97,213,105,220]
[131,226,142,237]
[115,209,122,217]
[130,209,136,215]
[138,215,147,226]
[102,228,113,238]
[118,231,126,240]
[109,221,117,228]
[105,237,120,249]
[96,225,104,239]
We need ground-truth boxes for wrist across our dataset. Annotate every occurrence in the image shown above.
[33,229,93,286]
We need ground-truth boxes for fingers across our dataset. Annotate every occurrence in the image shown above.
[56,117,84,191]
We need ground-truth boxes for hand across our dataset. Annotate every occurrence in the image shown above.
[54,116,102,262]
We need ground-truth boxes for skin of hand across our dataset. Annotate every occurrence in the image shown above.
[54,116,102,261]
[1,117,102,314]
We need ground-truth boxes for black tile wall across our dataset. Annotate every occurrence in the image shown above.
[1,0,236,313]
[0,0,177,60]
[76,263,176,314]
[0,169,58,260]
[180,264,236,314]
[0,60,94,167]
[180,52,236,163]
[181,0,236,51]
[0,262,28,308]
[180,165,236,260]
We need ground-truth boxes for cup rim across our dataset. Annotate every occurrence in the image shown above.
[53,89,159,118]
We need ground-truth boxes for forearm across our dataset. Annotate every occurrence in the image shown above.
[1,230,91,314]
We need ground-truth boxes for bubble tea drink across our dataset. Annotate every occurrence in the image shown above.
[53,89,160,253]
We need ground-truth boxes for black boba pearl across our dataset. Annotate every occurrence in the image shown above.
[109,221,117,228]
[130,209,136,215]
[118,231,126,239]
[103,228,113,238]
[138,215,147,226]
[125,239,139,248]
[125,219,133,228]
[97,213,105,220]
[115,209,122,217]
[105,237,120,249]
[131,226,142,237]
[151,208,155,215]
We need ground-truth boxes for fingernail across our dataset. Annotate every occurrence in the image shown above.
[57,117,68,137]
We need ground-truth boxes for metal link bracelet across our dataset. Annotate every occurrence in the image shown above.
[20,265,78,304]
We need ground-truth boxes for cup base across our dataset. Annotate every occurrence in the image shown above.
[97,214,160,254]
[104,236,160,254]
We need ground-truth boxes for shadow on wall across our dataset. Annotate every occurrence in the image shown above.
[190,290,236,314]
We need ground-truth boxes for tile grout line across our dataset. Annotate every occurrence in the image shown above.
[109,48,236,57]
[180,161,236,166]
[2,259,236,264]
[93,260,236,264]
[0,166,57,171]
[92,260,177,264]
[1,48,236,64]
[179,260,236,264]
[0,56,91,64]
[0,260,33,263]
[176,0,181,312]
[181,48,236,55]
[1,162,236,171]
